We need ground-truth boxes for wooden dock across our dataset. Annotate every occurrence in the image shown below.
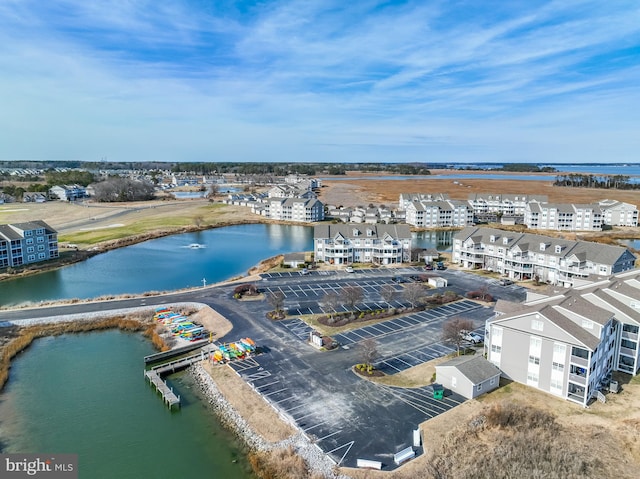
[145,370,180,409]
[144,346,215,409]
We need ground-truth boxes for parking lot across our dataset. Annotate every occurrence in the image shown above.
[213,267,525,469]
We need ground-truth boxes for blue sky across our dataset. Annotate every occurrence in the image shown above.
[1,0,639,164]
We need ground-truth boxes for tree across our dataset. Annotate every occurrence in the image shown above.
[267,291,285,315]
[341,285,364,315]
[207,184,219,198]
[442,316,475,356]
[322,292,341,321]
[403,283,426,308]
[91,178,155,202]
[193,215,204,228]
[380,284,397,308]
[360,337,379,371]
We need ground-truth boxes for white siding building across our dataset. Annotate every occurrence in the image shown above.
[314,224,412,265]
[453,227,636,286]
[486,270,640,406]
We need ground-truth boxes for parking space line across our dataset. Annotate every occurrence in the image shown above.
[263,387,289,397]
[318,430,341,441]
[303,421,328,432]
[284,403,307,413]
[255,380,280,391]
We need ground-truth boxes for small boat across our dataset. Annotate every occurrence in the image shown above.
[188,243,206,249]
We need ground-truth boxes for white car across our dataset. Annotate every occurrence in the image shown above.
[345,266,354,273]
[460,330,482,344]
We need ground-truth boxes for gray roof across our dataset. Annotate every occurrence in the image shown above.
[454,226,634,265]
[0,221,56,241]
[539,305,600,350]
[437,355,500,384]
[314,223,411,240]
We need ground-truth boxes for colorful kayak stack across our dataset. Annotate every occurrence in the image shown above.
[210,338,256,364]
[153,307,208,342]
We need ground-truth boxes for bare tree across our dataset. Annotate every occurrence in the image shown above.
[403,283,426,308]
[360,337,379,370]
[341,285,364,315]
[267,291,285,314]
[322,292,341,320]
[380,284,397,308]
[193,215,204,228]
[442,316,475,356]
[207,184,219,198]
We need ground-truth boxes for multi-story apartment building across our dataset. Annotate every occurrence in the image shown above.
[467,194,548,216]
[524,202,604,231]
[0,221,59,268]
[404,200,474,227]
[486,270,640,406]
[264,198,324,222]
[598,199,639,227]
[49,184,88,201]
[314,224,411,265]
[453,227,636,286]
[398,193,449,210]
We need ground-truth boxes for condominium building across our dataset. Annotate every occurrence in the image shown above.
[598,199,639,227]
[524,202,603,231]
[398,193,449,210]
[264,198,325,222]
[404,200,474,227]
[314,224,411,265]
[453,227,636,286]
[468,194,548,216]
[486,270,640,406]
[0,220,59,268]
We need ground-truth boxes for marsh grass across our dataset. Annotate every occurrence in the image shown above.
[0,316,168,390]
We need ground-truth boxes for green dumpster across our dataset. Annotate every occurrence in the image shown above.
[433,384,444,400]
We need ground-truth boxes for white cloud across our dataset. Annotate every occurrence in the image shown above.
[0,0,638,163]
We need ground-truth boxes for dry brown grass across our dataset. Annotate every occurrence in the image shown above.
[203,362,296,443]
[248,446,315,479]
[319,172,640,210]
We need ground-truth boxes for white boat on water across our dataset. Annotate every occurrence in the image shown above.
[188,243,206,249]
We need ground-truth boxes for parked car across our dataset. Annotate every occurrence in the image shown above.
[424,263,434,271]
[345,266,354,273]
[436,262,446,270]
[391,276,407,283]
[300,268,309,275]
[498,278,513,286]
[460,330,482,344]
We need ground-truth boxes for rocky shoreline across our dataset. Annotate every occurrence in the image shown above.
[189,363,350,479]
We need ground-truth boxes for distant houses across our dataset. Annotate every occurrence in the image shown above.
[0,221,59,268]
[453,226,636,287]
[486,269,640,407]
[49,184,88,201]
[314,224,412,265]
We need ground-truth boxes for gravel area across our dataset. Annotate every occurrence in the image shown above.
[190,363,351,479]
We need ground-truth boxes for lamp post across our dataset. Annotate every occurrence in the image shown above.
[202,278,207,288]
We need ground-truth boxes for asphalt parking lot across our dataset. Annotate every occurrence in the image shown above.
[204,267,525,469]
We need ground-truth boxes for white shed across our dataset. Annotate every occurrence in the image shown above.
[435,355,501,399]
[428,276,448,288]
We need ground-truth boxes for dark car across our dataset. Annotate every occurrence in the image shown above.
[436,262,446,270]
[499,278,513,286]
[424,263,434,271]
[391,276,407,283]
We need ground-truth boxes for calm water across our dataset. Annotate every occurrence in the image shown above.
[0,330,255,479]
[412,230,453,252]
[618,239,640,250]
[0,223,312,306]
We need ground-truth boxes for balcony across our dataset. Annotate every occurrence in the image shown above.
[622,331,639,342]
[570,355,589,368]
[619,346,637,358]
[568,373,587,386]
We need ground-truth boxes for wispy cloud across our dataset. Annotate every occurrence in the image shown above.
[0,0,638,163]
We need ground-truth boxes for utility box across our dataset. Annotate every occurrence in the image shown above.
[609,380,619,393]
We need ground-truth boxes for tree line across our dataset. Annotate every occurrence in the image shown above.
[553,174,640,190]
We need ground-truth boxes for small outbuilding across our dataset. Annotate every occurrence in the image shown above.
[282,252,306,268]
[428,276,448,288]
[435,355,501,399]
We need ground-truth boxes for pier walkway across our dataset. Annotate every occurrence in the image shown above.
[145,345,216,409]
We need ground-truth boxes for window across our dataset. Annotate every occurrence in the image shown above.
[621,339,637,351]
[491,344,502,354]
[490,378,496,386]
[623,324,639,334]
[530,337,542,355]
[552,362,564,372]
[527,372,539,384]
[477,383,483,391]
[529,355,540,365]
[531,319,543,331]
